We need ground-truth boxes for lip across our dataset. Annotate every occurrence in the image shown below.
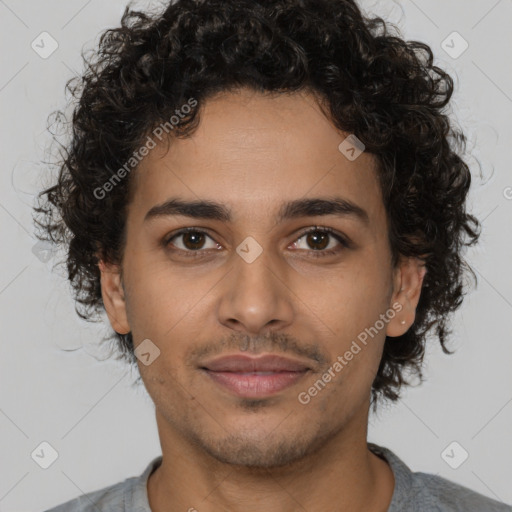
[200,354,312,372]
[199,355,312,398]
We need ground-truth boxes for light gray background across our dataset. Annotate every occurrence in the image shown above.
[1,0,511,510]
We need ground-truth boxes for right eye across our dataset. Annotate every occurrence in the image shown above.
[164,228,222,257]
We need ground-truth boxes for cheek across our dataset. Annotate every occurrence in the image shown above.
[305,263,392,395]
[310,262,392,331]
[122,255,184,337]
[123,257,218,366]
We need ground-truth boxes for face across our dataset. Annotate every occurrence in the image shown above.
[100,87,425,469]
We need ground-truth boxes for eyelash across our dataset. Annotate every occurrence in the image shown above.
[163,226,350,259]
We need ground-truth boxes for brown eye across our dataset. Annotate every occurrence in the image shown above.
[165,228,221,255]
[181,231,206,250]
[290,227,349,257]
[305,231,329,250]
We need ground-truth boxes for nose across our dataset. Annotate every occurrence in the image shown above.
[216,241,295,335]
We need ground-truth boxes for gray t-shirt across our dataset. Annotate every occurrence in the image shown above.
[44,443,511,511]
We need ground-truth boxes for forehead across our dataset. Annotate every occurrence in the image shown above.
[129,88,384,227]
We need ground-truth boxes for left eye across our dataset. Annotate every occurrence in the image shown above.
[291,228,347,253]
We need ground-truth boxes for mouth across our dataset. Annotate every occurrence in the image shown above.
[199,354,312,398]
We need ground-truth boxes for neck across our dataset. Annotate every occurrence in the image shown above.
[147,406,395,512]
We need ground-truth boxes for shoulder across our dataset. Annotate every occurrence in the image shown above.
[45,479,128,512]
[43,478,130,512]
[368,443,512,512]
[43,456,162,512]
[409,471,512,512]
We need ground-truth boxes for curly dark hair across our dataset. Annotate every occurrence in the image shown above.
[33,0,480,407]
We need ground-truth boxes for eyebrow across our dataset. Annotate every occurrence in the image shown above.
[144,196,369,225]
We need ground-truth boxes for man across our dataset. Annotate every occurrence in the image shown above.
[35,0,510,510]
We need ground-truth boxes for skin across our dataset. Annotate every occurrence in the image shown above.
[99,87,426,512]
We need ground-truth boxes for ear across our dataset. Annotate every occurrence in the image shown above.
[386,257,427,337]
[98,259,130,335]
